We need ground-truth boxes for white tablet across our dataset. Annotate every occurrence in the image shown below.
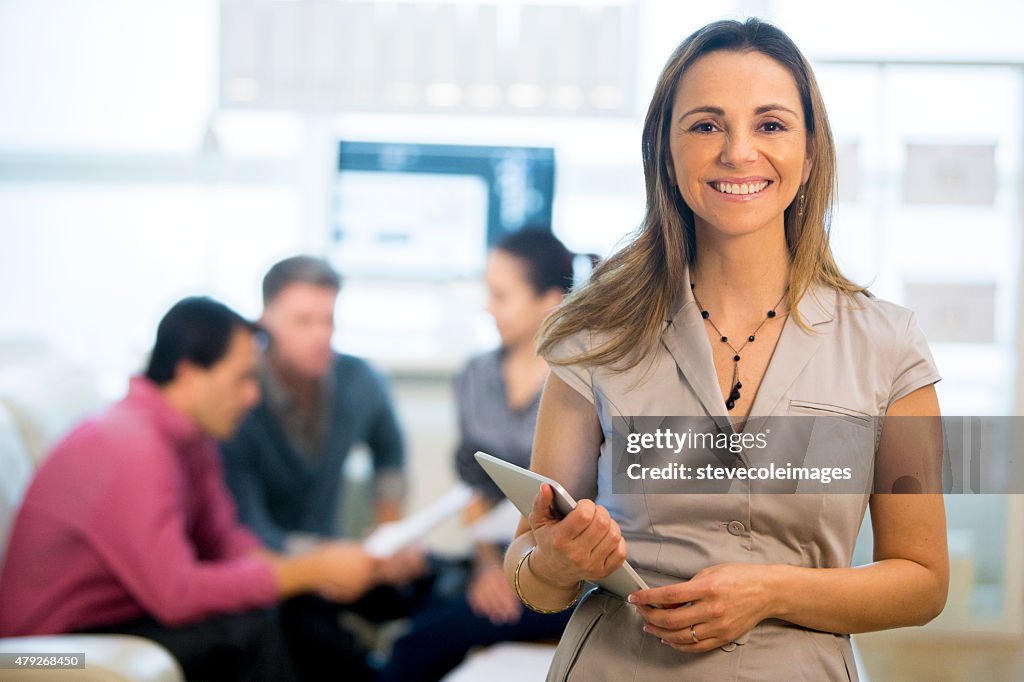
[474,451,650,600]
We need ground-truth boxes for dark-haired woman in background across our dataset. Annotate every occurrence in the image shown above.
[380,230,577,681]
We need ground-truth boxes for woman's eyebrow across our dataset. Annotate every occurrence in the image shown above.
[678,105,724,122]
[677,103,799,122]
[754,103,799,117]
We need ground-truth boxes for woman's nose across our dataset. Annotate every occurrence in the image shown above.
[719,131,758,166]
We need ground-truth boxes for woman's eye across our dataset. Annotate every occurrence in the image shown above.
[761,121,787,132]
[691,122,717,133]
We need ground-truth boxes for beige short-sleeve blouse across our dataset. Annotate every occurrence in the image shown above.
[541,278,941,682]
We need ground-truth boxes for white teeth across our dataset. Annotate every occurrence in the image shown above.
[713,181,769,195]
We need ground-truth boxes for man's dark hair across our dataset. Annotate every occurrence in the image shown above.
[262,256,342,306]
[144,297,260,386]
[494,230,575,295]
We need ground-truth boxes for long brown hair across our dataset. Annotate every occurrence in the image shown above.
[539,18,863,371]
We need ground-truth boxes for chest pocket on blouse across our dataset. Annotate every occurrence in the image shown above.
[786,400,877,494]
[788,400,872,424]
[790,399,880,451]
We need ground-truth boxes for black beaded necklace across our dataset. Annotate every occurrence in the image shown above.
[690,282,787,411]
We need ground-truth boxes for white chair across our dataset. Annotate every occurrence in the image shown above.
[0,339,106,464]
[0,635,184,682]
[0,401,34,566]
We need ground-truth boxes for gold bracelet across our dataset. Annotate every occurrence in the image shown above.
[513,546,585,614]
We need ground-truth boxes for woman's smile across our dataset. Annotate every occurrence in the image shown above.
[705,178,773,202]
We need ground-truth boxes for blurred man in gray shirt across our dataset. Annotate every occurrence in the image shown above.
[221,255,426,680]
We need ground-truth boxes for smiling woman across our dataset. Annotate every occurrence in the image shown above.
[504,17,948,682]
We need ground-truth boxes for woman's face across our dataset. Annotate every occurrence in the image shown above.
[485,250,563,349]
[667,50,812,239]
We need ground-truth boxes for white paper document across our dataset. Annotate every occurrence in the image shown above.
[363,483,474,558]
[468,498,522,545]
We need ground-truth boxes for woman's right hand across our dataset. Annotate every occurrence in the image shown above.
[527,483,627,587]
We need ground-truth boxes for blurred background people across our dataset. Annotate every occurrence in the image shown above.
[381,230,577,681]
[0,297,380,682]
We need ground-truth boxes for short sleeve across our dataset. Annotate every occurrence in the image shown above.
[543,330,596,405]
[887,311,941,408]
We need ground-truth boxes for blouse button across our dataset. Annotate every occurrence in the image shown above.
[720,642,739,652]
[726,520,747,536]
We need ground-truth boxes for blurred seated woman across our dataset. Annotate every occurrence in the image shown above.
[380,230,578,681]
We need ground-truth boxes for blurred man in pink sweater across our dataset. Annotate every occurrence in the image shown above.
[0,297,382,681]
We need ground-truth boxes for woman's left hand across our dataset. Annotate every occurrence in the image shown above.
[628,563,779,653]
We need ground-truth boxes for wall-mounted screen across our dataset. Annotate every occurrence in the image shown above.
[331,141,555,278]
